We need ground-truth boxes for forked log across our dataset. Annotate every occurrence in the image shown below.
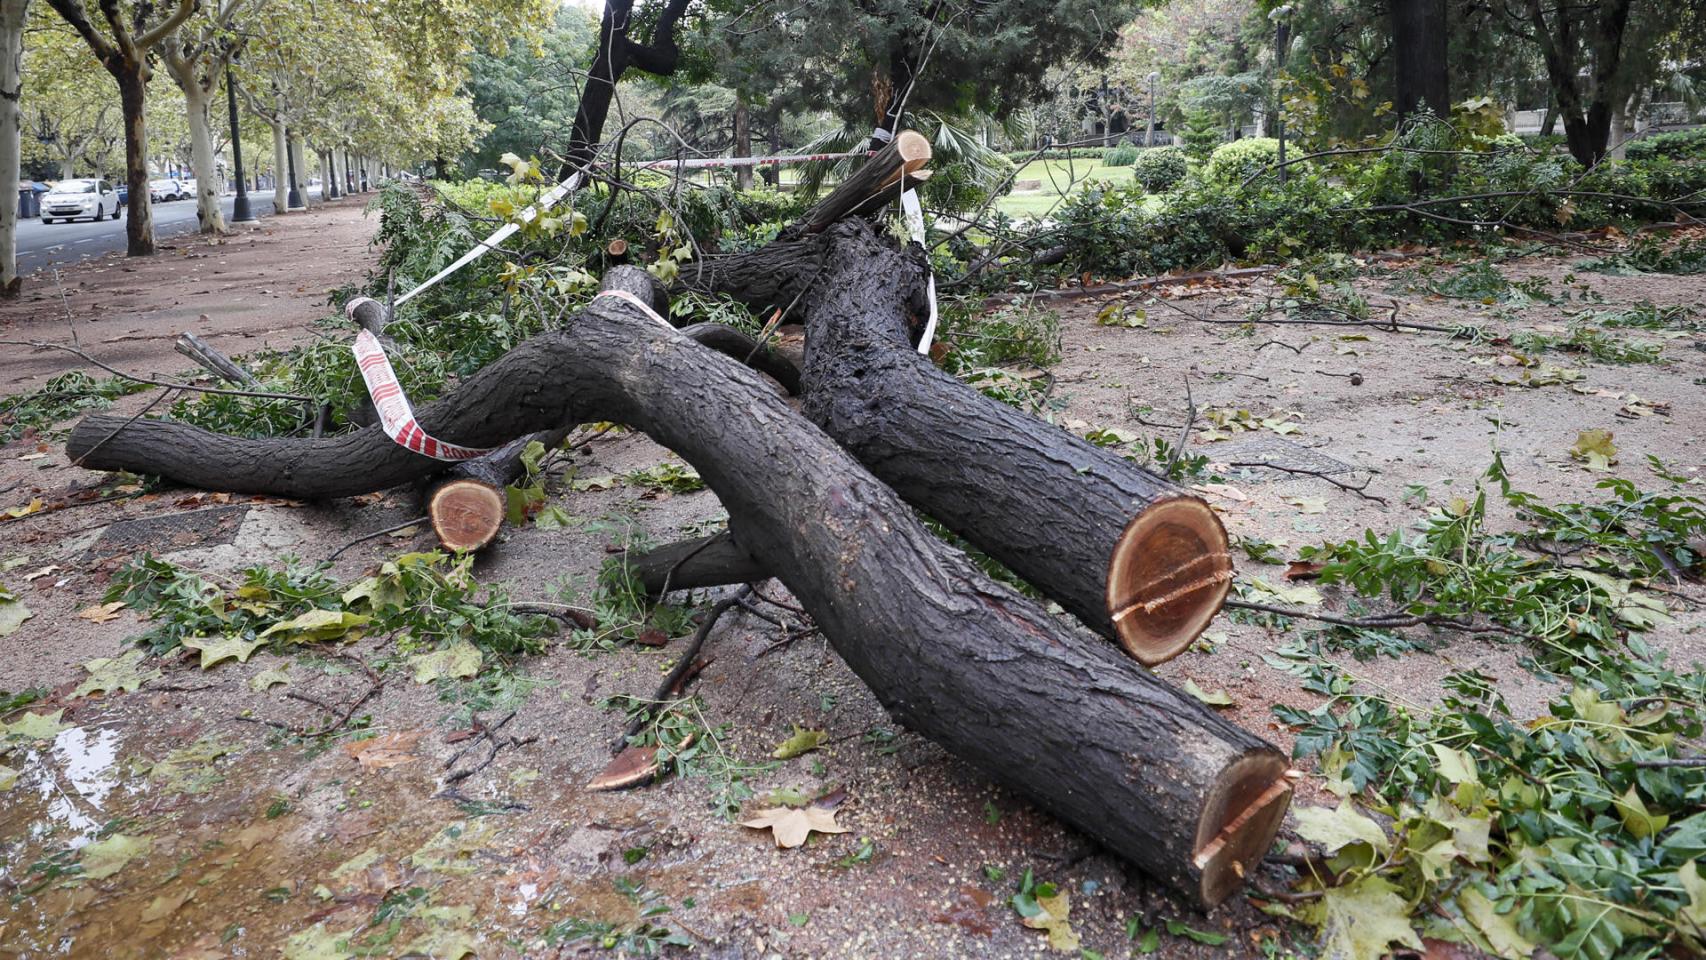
[175,333,258,386]
[64,267,1288,908]
[697,220,1233,665]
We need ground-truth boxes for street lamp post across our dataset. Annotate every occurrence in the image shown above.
[1145,71,1159,147]
[285,126,303,210]
[1271,5,1294,185]
[226,67,254,223]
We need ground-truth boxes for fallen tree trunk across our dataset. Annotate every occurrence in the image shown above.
[696,220,1233,665]
[64,267,1288,908]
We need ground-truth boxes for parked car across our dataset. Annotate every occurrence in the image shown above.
[40,178,121,223]
[181,178,198,197]
[149,178,184,202]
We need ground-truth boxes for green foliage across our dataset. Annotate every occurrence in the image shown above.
[1102,143,1140,168]
[604,692,774,818]
[0,372,150,444]
[1273,654,1706,960]
[1130,146,1188,192]
[561,554,700,652]
[1204,137,1282,184]
[1507,325,1664,365]
[105,552,554,661]
[939,296,1062,368]
[540,879,691,954]
[1580,238,1706,276]
[1625,127,1706,162]
[1298,456,1702,671]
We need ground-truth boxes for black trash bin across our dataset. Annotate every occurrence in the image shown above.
[17,185,38,219]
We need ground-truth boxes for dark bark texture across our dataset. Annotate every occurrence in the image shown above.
[66,267,1289,907]
[1390,0,1449,118]
[704,220,1232,664]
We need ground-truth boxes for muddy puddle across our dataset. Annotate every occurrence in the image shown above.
[0,704,732,959]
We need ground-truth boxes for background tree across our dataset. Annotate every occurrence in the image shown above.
[161,0,256,233]
[0,0,28,294]
[44,0,197,255]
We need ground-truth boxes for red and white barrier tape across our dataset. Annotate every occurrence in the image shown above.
[352,325,496,461]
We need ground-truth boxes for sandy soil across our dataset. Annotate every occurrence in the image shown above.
[0,224,1702,959]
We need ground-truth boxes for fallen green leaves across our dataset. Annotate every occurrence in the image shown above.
[0,583,33,636]
[70,649,160,698]
[1011,870,1080,953]
[79,832,151,880]
[772,725,827,760]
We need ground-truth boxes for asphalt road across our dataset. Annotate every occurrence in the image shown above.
[16,187,324,277]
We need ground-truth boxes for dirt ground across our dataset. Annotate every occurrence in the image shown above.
[2,199,379,390]
[0,221,1702,959]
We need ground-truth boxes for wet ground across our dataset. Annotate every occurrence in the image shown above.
[1,229,1703,958]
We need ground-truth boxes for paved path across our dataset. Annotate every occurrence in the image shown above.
[17,188,327,276]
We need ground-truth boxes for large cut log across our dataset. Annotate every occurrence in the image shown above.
[424,427,572,552]
[64,267,1289,908]
[695,220,1233,666]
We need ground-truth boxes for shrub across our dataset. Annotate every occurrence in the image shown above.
[1103,143,1140,167]
[1626,127,1706,162]
[1204,137,1282,184]
[1131,146,1188,192]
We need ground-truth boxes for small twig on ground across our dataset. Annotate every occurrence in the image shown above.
[1224,461,1389,506]
[1164,377,1196,478]
[1255,340,1305,354]
[241,654,383,739]
[508,601,596,629]
[614,585,753,753]
[326,516,428,561]
[1224,598,1512,635]
[1,339,316,402]
[444,710,538,784]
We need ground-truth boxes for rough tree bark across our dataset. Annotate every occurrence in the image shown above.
[1390,0,1449,118]
[684,221,1232,665]
[44,0,198,256]
[1522,0,1635,165]
[66,268,1289,909]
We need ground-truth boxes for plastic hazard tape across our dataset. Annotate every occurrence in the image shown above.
[353,328,496,461]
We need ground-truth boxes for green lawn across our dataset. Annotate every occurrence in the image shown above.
[996,158,1142,219]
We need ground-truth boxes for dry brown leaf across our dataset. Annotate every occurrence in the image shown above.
[77,601,127,624]
[1282,561,1325,582]
[343,730,425,770]
[586,745,659,791]
[741,805,849,848]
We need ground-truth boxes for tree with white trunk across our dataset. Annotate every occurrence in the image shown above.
[161,0,258,234]
[0,0,28,295]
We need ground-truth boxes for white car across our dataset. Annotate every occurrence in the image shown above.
[181,178,198,197]
[150,178,184,202]
[41,179,121,223]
